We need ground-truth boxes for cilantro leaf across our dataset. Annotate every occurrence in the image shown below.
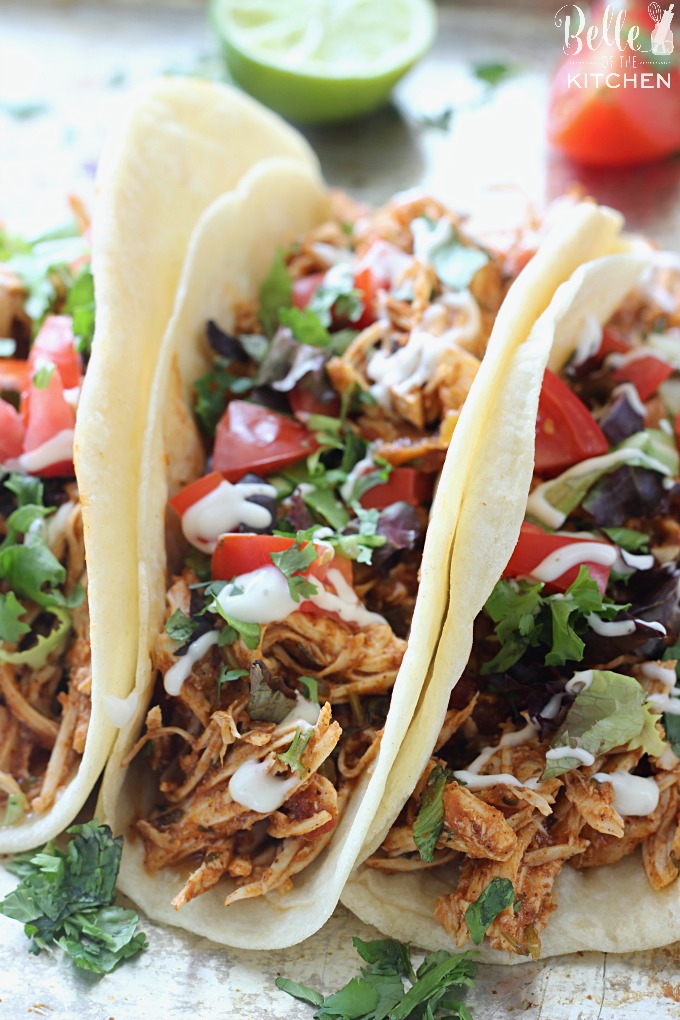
[542,670,665,779]
[278,725,313,774]
[413,764,455,863]
[298,675,319,703]
[164,608,198,644]
[308,265,364,327]
[270,535,319,602]
[4,473,43,507]
[279,307,331,348]
[464,878,515,945]
[259,250,292,337]
[275,979,325,1007]
[193,365,252,437]
[601,526,650,553]
[216,667,248,700]
[65,265,96,356]
[0,820,147,974]
[0,591,30,643]
[411,217,488,290]
[221,614,260,650]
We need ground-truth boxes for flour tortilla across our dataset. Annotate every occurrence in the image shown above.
[97,165,625,948]
[0,79,317,855]
[341,252,676,962]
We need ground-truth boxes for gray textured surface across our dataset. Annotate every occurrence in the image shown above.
[1,3,680,1017]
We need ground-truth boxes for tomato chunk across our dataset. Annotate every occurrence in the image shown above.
[23,373,76,453]
[0,400,25,461]
[169,471,223,517]
[292,273,324,310]
[30,316,82,389]
[0,359,31,397]
[612,355,674,402]
[359,467,434,511]
[598,328,631,360]
[535,369,608,477]
[504,522,613,595]
[352,268,379,330]
[212,533,353,589]
[213,401,317,483]
[289,385,340,420]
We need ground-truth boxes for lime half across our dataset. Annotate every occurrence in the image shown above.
[209,0,438,123]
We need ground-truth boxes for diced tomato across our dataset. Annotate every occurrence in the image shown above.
[675,412,680,453]
[352,268,379,330]
[23,373,75,454]
[211,532,353,589]
[0,359,31,397]
[612,355,674,402]
[29,315,82,390]
[0,400,25,461]
[289,385,341,420]
[535,369,609,477]
[359,467,434,511]
[292,273,325,310]
[598,328,631,359]
[213,401,317,483]
[504,521,612,595]
[169,471,223,518]
[547,1,680,167]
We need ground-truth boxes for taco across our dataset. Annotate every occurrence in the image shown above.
[97,130,623,949]
[0,78,318,853]
[342,242,680,961]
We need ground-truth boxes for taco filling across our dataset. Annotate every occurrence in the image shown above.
[365,255,680,957]
[0,213,95,826]
[127,192,541,909]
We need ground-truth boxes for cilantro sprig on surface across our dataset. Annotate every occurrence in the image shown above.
[0,820,147,974]
[482,566,629,674]
[276,936,476,1020]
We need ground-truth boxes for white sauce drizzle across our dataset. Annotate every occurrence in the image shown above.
[647,693,680,715]
[453,771,527,790]
[641,663,677,689]
[636,619,667,636]
[357,240,413,288]
[7,428,75,473]
[611,382,647,419]
[228,759,299,813]
[592,771,659,816]
[565,670,594,694]
[367,297,480,410]
[607,347,670,369]
[545,745,595,766]
[530,542,618,583]
[46,500,76,550]
[340,454,375,503]
[181,480,276,554]
[615,548,655,574]
[103,690,140,729]
[310,568,386,627]
[164,630,220,697]
[539,693,564,720]
[572,315,604,366]
[466,721,538,775]
[411,216,454,264]
[280,694,321,729]
[586,613,636,638]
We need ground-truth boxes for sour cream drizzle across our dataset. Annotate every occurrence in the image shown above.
[465,721,538,775]
[164,630,220,696]
[103,690,140,729]
[228,759,299,813]
[586,614,636,637]
[530,542,618,583]
[592,771,659,816]
[565,670,594,694]
[182,480,276,554]
[9,428,75,474]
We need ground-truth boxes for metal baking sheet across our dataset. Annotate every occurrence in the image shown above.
[2,3,680,1016]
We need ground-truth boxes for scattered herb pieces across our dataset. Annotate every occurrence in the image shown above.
[259,249,292,337]
[0,820,147,974]
[270,534,319,602]
[216,666,248,700]
[164,608,198,645]
[465,878,515,945]
[473,62,518,87]
[247,661,297,723]
[413,764,456,863]
[278,725,314,774]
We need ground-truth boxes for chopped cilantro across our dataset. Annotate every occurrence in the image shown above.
[164,608,198,644]
[3,792,26,826]
[0,820,147,974]
[308,266,363,327]
[279,306,331,348]
[193,364,252,437]
[0,591,31,643]
[482,566,629,674]
[276,936,476,1020]
[278,725,313,774]
[411,217,488,290]
[259,249,292,337]
[473,62,518,87]
[216,666,248,700]
[32,363,55,389]
[270,534,319,602]
[465,878,515,945]
[66,265,96,356]
[413,764,456,863]
[663,645,680,755]
[298,675,319,702]
[601,526,650,553]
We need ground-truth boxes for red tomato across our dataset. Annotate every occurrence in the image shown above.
[213,401,317,483]
[23,373,75,454]
[29,316,82,390]
[0,359,31,397]
[548,2,680,167]
[292,273,324,310]
[598,328,631,359]
[612,354,674,401]
[0,400,25,461]
[352,268,379,330]
[211,533,353,589]
[504,522,612,595]
[359,467,434,511]
[169,471,223,517]
[289,385,340,420]
[535,370,609,477]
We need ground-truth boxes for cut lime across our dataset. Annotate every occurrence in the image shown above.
[209,0,437,123]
